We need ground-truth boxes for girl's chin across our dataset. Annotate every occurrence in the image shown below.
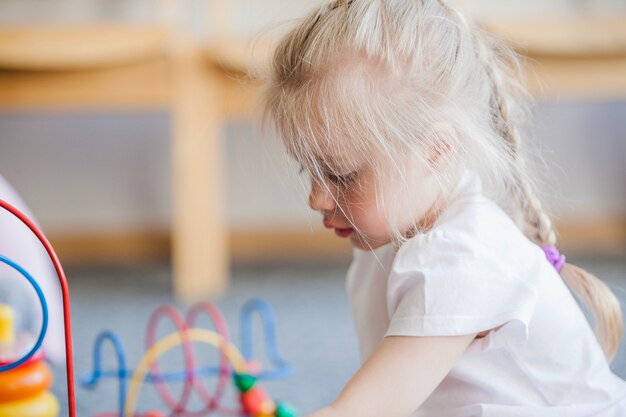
[349,234,391,250]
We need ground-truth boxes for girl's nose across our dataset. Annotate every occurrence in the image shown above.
[308,181,336,212]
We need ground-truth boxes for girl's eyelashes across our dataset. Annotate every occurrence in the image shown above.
[325,170,358,187]
[298,162,359,188]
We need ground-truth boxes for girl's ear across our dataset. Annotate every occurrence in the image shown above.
[425,122,458,169]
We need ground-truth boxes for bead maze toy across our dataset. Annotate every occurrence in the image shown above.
[0,199,75,417]
[80,299,297,417]
[0,199,297,417]
[0,303,58,417]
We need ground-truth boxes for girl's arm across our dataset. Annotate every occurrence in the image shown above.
[308,333,478,417]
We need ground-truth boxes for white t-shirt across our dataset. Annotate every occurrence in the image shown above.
[346,170,626,417]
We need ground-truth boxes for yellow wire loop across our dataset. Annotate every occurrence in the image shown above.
[124,328,248,417]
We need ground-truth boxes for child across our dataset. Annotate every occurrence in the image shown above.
[261,1,626,416]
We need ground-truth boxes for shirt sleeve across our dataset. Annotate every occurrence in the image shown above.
[385,230,539,348]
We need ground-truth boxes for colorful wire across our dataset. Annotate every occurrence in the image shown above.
[124,328,248,417]
[80,299,294,416]
[80,331,128,414]
[181,302,233,415]
[0,254,48,373]
[0,199,76,417]
[240,299,293,379]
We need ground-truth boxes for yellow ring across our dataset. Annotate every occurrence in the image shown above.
[0,391,59,417]
[124,328,248,417]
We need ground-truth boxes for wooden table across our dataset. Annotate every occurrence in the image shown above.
[483,16,626,100]
[0,26,244,300]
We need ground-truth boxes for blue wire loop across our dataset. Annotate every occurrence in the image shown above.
[0,254,49,373]
[80,330,128,414]
[240,298,293,379]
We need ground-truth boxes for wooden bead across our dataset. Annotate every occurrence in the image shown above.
[234,372,257,393]
[275,402,298,417]
[241,386,276,416]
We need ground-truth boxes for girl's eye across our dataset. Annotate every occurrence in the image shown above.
[326,171,358,187]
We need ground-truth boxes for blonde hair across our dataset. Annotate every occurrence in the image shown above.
[261,0,622,360]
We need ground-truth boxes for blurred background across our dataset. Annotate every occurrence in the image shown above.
[0,1,624,416]
[0,0,624,265]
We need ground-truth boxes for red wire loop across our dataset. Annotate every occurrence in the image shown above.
[146,305,196,415]
[0,199,76,417]
[145,302,240,416]
[185,302,235,415]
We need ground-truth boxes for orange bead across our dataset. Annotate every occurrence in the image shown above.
[241,387,276,416]
[142,411,167,417]
[0,360,52,402]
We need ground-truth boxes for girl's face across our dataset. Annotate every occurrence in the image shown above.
[307,154,443,251]
[308,162,392,250]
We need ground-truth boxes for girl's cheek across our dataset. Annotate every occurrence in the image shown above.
[344,197,365,218]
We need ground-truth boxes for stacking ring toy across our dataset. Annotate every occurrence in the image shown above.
[0,361,53,402]
[0,391,59,417]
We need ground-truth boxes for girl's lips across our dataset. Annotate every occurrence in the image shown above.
[334,228,354,238]
[323,219,353,238]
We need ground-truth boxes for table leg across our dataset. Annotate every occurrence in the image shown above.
[171,38,228,300]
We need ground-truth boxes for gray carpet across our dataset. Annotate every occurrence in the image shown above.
[50,255,626,416]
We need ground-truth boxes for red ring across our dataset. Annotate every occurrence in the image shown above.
[0,349,44,368]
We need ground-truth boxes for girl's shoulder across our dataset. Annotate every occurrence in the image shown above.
[432,170,520,241]
[385,172,553,345]
[394,171,544,278]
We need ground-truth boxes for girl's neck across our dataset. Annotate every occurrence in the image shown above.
[402,169,464,241]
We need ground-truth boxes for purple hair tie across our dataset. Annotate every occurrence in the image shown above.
[542,246,566,272]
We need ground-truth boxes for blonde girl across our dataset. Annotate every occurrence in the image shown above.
[261,1,626,416]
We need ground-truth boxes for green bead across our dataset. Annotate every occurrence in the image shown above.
[233,373,257,392]
[275,402,298,417]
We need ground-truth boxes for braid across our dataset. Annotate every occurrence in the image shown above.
[471,23,623,361]
[331,0,353,9]
[474,34,557,246]
[430,0,552,245]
